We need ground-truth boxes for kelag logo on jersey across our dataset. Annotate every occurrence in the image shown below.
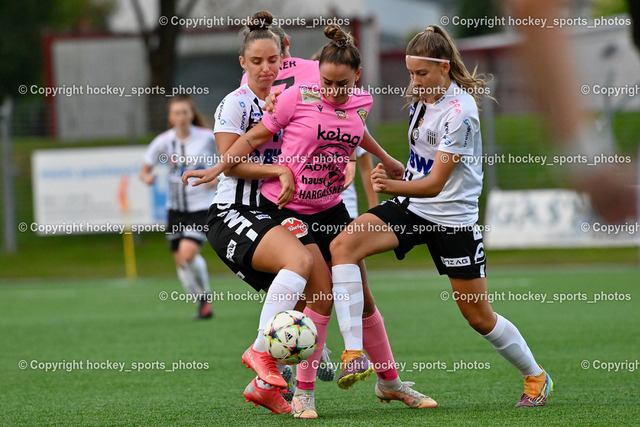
[317,125,360,147]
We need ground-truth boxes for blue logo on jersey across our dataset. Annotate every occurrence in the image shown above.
[262,148,282,164]
[239,101,246,108]
[219,119,227,125]
[409,149,433,174]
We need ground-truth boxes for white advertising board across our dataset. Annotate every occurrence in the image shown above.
[31,146,168,235]
[484,189,639,249]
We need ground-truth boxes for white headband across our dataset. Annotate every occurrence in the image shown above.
[406,55,450,64]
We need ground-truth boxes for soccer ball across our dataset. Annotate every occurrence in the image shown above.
[263,310,318,365]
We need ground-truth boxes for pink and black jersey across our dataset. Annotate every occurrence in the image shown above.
[261,83,373,214]
[241,57,320,92]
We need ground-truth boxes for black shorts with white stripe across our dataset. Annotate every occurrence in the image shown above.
[166,209,208,252]
[368,198,486,279]
[259,197,352,262]
[206,203,278,291]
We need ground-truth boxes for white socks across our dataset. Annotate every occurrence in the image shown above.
[177,254,210,298]
[332,264,364,351]
[176,265,200,298]
[189,254,210,293]
[253,269,307,352]
[482,313,543,377]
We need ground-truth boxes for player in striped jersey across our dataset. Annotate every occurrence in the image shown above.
[329,25,552,408]
[141,95,217,320]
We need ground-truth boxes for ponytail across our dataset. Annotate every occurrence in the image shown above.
[319,24,361,70]
[406,25,494,106]
[239,11,280,56]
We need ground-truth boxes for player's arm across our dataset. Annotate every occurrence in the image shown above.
[140,138,163,185]
[182,123,276,185]
[139,163,155,185]
[343,152,357,190]
[357,152,379,208]
[359,130,405,180]
[262,89,283,114]
[371,151,459,197]
[182,125,294,207]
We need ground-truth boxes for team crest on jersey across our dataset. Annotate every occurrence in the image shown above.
[300,86,322,104]
[281,218,308,238]
[426,129,438,146]
[357,108,367,125]
[335,109,348,120]
[412,128,420,142]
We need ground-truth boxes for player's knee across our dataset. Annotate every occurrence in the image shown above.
[465,313,495,335]
[329,234,355,263]
[291,248,314,279]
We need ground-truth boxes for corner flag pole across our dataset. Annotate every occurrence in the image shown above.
[118,177,137,281]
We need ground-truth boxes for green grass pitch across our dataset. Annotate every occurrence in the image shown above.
[1,266,639,425]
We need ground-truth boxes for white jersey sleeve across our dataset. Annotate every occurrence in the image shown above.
[144,131,171,166]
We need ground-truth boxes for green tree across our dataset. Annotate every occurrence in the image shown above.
[453,0,504,38]
[592,0,629,17]
[0,0,114,100]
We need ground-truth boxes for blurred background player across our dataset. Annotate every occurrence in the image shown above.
[140,95,217,320]
[330,25,553,407]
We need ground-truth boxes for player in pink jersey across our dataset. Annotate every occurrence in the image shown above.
[244,26,343,386]
[184,24,436,417]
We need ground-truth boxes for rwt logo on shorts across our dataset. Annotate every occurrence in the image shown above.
[440,256,471,267]
[220,209,258,241]
[226,240,237,261]
[281,218,308,238]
